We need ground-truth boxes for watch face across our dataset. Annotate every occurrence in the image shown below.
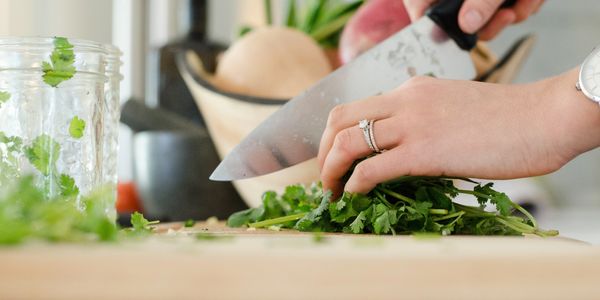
[580,47,600,102]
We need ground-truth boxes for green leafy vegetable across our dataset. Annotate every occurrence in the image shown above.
[301,0,326,33]
[0,91,10,108]
[24,134,60,176]
[238,25,253,37]
[264,0,273,25]
[243,0,364,47]
[286,0,297,27]
[42,37,76,87]
[184,219,196,227]
[59,174,79,198]
[0,175,169,245]
[0,132,23,184]
[0,176,117,244]
[129,211,159,234]
[68,116,86,139]
[227,177,558,237]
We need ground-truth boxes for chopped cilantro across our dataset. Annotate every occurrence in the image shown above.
[59,174,79,198]
[184,219,196,227]
[42,37,76,87]
[130,211,159,233]
[0,176,117,244]
[0,91,10,108]
[68,116,86,139]
[24,134,60,176]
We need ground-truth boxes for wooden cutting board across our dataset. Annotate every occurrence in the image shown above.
[1,221,599,300]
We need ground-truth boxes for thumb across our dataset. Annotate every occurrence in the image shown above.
[403,0,438,22]
[459,0,504,33]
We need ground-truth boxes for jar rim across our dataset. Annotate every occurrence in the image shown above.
[0,36,122,79]
[0,36,121,57]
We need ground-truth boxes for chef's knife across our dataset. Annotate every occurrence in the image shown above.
[211,0,515,181]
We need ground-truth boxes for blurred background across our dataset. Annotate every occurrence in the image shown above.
[0,0,599,243]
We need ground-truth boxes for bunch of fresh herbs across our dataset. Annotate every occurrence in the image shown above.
[228,177,558,237]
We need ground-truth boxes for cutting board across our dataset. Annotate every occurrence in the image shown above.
[1,221,599,300]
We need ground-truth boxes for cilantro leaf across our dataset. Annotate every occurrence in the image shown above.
[24,134,60,176]
[0,132,23,182]
[59,174,79,198]
[42,37,76,87]
[184,219,196,227]
[262,190,285,219]
[371,204,397,234]
[68,116,86,139]
[130,211,159,233]
[0,91,10,108]
[295,192,331,231]
[348,208,370,234]
[475,183,513,216]
[227,206,265,227]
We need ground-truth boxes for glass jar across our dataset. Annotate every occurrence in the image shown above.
[0,37,122,220]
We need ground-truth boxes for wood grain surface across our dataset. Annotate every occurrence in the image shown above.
[1,221,599,300]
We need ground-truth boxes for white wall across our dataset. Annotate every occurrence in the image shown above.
[0,0,113,43]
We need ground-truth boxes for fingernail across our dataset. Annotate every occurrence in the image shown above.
[463,9,483,33]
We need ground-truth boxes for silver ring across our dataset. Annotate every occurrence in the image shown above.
[368,120,381,153]
[358,119,382,153]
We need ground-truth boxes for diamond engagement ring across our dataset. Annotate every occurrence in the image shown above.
[358,119,382,154]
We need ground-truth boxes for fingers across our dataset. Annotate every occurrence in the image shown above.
[317,95,393,170]
[513,0,543,22]
[406,0,545,40]
[459,0,505,33]
[320,118,402,197]
[477,0,543,40]
[478,9,516,40]
[344,147,419,194]
[403,0,437,22]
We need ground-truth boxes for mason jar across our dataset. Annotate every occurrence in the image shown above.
[0,37,122,220]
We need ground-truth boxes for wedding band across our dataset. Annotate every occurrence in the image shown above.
[358,119,382,153]
[368,120,381,153]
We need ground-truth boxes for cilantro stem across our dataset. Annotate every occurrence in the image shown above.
[456,189,487,198]
[458,189,539,228]
[374,189,395,207]
[511,201,538,228]
[433,211,465,222]
[249,213,307,228]
[496,218,534,234]
[454,203,496,217]
[378,187,415,205]
[429,209,448,215]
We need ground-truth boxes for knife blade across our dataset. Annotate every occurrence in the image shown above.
[211,0,509,181]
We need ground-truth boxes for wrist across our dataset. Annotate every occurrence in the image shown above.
[545,68,600,158]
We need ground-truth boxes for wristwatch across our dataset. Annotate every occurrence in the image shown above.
[577,46,600,102]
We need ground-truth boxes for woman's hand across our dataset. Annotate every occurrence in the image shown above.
[318,69,600,197]
[403,0,545,40]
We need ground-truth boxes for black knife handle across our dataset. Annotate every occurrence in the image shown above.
[427,0,516,50]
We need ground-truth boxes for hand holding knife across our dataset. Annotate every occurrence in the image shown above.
[211,0,516,182]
